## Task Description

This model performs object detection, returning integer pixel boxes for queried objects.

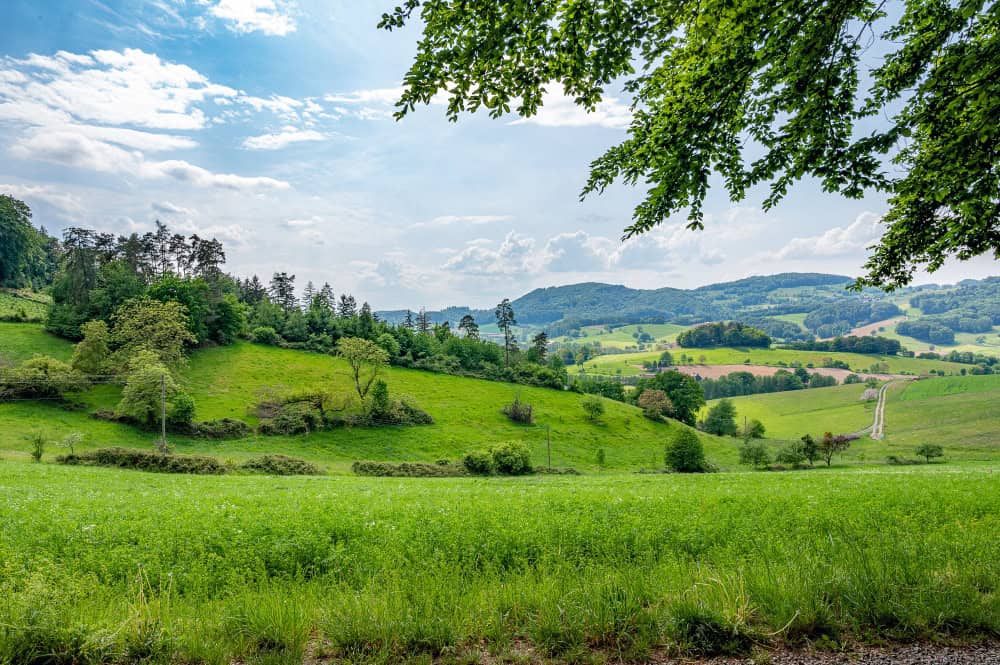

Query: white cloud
[152,200,195,216]
[775,212,883,260]
[206,0,297,36]
[442,232,537,275]
[541,231,615,272]
[324,88,404,105]
[242,126,326,150]
[0,182,84,215]
[410,214,511,230]
[10,131,289,191]
[510,91,633,129]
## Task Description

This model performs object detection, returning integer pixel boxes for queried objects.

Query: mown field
[573,346,967,377]
[550,323,688,349]
[0,290,49,322]
[0,324,724,471]
[1,462,998,664]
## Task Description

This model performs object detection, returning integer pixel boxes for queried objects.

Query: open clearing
[1,462,998,664]
[672,363,907,381]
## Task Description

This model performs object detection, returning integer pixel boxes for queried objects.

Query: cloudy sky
[1,0,995,309]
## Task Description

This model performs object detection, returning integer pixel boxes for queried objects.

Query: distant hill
[379,272,858,328]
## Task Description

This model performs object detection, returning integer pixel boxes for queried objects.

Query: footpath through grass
[1,462,998,664]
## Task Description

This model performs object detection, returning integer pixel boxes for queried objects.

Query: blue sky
[1,0,995,309]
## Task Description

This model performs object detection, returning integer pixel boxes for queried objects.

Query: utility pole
[160,373,167,453]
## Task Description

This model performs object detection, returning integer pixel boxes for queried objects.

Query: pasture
[1,462,998,664]
[550,323,688,349]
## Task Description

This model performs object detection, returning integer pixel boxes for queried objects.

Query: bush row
[56,448,320,476]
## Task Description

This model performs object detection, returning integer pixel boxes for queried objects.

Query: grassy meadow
[573,346,968,377]
[550,323,688,349]
[0,290,49,322]
[1,462,999,664]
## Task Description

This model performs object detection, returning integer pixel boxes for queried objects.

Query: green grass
[881,375,1000,458]
[551,323,688,349]
[0,322,73,363]
[574,346,968,377]
[701,384,878,440]
[770,313,808,326]
[880,321,1000,356]
[1,462,998,664]
[0,290,49,322]
[0,336,728,471]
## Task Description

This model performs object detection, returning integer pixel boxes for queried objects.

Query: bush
[743,419,766,439]
[502,396,533,423]
[665,429,709,473]
[352,461,467,477]
[251,326,281,345]
[0,356,87,401]
[258,401,322,435]
[28,432,46,462]
[240,455,321,475]
[490,441,533,475]
[703,399,738,436]
[739,440,771,468]
[915,443,944,463]
[462,450,495,475]
[774,441,807,467]
[191,418,252,439]
[637,388,672,420]
[581,395,606,421]
[58,447,226,474]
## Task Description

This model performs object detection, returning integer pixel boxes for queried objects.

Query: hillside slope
[0,325,728,471]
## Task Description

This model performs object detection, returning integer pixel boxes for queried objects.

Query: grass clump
[240,454,321,476]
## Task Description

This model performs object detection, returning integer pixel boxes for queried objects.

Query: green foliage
[738,440,771,468]
[111,297,197,367]
[774,440,808,467]
[367,379,390,417]
[800,434,820,467]
[27,432,46,462]
[239,455,321,476]
[251,326,280,345]
[0,355,87,401]
[59,447,226,474]
[581,395,605,421]
[116,351,195,430]
[703,399,738,436]
[353,460,467,477]
[818,432,853,467]
[665,429,708,473]
[337,337,390,399]
[595,447,606,468]
[190,418,252,439]
[71,320,111,374]
[489,441,533,475]
[383,2,999,290]
[677,322,771,349]
[502,395,533,424]
[637,389,672,420]
[915,443,944,463]
[744,419,766,439]
[634,371,705,425]
[461,450,494,475]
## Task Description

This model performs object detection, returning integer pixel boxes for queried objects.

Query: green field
[0,321,73,364]
[701,384,878,441]
[573,346,967,377]
[0,290,49,322]
[551,323,688,349]
[1,462,998,664]
[881,321,1000,356]
[0,325,726,471]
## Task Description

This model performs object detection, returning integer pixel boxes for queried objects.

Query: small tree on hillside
[111,297,196,368]
[528,331,548,363]
[743,419,766,439]
[638,389,672,420]
[581,395,605,421]
[116,351,194,431]
[495,298,517,367]
[915,443,944,463]
[458,314,479,339]
[739,440,771,468]
[818,432,852,467]
[337,337,390,400]
[703,398,738,436]
[71,320,111,374]
[800,434,820,467]
[665,429,707,473]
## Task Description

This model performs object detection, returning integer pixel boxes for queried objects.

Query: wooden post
[160,374,167,452]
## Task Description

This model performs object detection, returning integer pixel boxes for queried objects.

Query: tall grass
[1,463,998,662]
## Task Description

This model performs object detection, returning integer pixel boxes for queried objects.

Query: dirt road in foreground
[692,642,1000,664]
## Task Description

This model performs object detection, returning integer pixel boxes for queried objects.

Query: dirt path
[849,379,899,440]
[695,642,1000,664]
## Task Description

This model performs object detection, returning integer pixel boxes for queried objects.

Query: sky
[1,0,996,310]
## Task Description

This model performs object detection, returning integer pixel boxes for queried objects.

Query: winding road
[854,379,907,440]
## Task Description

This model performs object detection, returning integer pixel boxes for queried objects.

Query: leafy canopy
[382,0,999,289]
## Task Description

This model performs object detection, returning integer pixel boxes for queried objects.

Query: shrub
[915,443,944,463]
[28,432,46,462]
[352,461,467,477]
[774,441,807,467]
[258,401,322,435]
[490,441,533,475]
[703,399,738,436]
[251,326,280,345]
[367,379,391,417]
[743,419,766,439]
[581,395,605,421]
[462,451,494,475]
[0,356,87,401]
[59,447,226,474]
[637,388,672,419]
[739,440,771,468]
[665,429,709,473]
[116,351,194,430]
[240,455,321,476]
[596,447,606,467]
[502,396,533,424]
[192,418,252,439]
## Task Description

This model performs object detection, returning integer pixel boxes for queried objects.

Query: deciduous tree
[337,337,390,400]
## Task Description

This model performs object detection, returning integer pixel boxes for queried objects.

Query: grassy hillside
[0,322,73,363]
[882,375,1000,458]
[0,326,728,471]
[701,384,877,440]
[0,290,49,322]
[550,323,688,349]
[574,346,966,377]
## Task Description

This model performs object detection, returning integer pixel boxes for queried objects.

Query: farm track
[850,379,901,440]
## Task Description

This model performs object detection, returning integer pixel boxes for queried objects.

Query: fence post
[160,373,167,452]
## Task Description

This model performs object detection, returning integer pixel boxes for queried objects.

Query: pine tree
[530,331,548,362]
[495,298,516,367]
[458,314,479,339]
[318,282,335,309]
[302,281,316,309]
[416,308,431,334]
[403,309,415,329]
[269,272,297,312]
[338,294,358,318]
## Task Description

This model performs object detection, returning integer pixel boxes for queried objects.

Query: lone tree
[495,298,517,367]
[703,398,738,436]
[800,433,820,467]
[581,395,605,421]
[665,429,708,473]
[458,314,479,339]
[381,1,999,289]
[337,337,390,400]
[915,443,944,463]
[818,432,852,467]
